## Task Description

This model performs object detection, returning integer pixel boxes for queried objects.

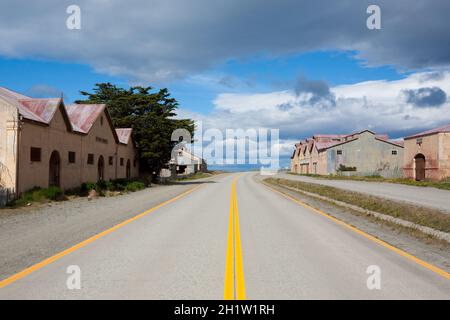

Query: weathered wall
[18,107,83,192]
[403,134,440,180]
[17,107,139,193]
[79,112,119,184]
[117,141,139,179]
[440,133,450,179]
[326,131,404,177]
[0,99,19,191]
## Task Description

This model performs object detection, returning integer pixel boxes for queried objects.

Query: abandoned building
[0,87,139,196]
[160,146,207,178]
[291,130,404,177]
[403,124,450,181]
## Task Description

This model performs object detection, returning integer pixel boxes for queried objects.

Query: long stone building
[403,124,450,181]
[291,130,404,177]
[0,87,139,196]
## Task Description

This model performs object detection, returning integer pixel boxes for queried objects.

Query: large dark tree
[76,83,195,179]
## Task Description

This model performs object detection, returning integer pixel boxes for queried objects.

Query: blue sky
[1,1,450,169]
[0,51,404,113]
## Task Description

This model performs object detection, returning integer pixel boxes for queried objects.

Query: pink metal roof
[18,98,61,124]
[65,104,106,133]
[0,87,46,123]
[315,141,343,151]
[0,87,132,144]
[116,128,133,144]
[405,124,450,139]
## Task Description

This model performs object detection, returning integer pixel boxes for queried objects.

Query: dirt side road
[276,172,450,212]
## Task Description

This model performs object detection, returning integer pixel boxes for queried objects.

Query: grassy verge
[9,179,147,208]
[13,187,65,207]
[175,171,223,181]
[265,177,450,233]
[287,172,450,190]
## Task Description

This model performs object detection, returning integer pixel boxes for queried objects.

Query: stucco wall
[326,131,403,177]
[117,141,139,179]
[403,133,440,181]
[0,99,19,191]
[440,133,450,179]
[17,106,139,193]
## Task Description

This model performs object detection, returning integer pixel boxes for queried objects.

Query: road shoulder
[255,174,450,273]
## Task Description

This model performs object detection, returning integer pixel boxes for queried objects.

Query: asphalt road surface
[276,172,450,212]
[0,172,449,299]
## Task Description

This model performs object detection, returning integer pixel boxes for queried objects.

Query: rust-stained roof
[0,87,133,145]
[116,128,133,145]
[315,141,343,151]
[65,103,106,133]
[18,98,61,124]
[405,124,450,139]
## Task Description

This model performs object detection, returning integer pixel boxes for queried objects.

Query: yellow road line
[263,182,450,281]
[224,175,246,300]
[224,181,235,299]
[233,181,246,299]
[0,184,204,289]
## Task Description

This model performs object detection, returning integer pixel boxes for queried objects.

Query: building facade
[403,124,450,181]
[0,87,139,196]
[160,146,207,178]
[291,130,404,177]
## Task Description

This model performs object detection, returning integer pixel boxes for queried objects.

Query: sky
[1,0,450,168]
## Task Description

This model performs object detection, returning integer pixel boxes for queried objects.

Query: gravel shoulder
[276,172,450,212]
[0,174,228,280]
[256,174,450,273]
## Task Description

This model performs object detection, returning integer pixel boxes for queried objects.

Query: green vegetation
[288,172,450,190]
[337,164,357,172]
[79,179,146,195]
[76,83,195,180]
[11,179,147,208]
[265,177,450,233]
[13,187,64,207]
[175,171,220,181]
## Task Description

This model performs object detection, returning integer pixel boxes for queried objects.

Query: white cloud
[1,1,450,82]
[180,71,450,144]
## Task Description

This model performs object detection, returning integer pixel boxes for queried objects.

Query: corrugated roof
[405,124,450,139]
[65,103,106,133]
[315,141,343,151]
[18,98,61,124]
[0,87,133,145]
[116,128,133,145]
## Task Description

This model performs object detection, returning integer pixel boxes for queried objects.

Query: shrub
[124,181,145,192]
[338,164,357,172]
[14,186,64,206]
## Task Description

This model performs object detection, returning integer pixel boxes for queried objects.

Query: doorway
[126,160,131,180]
[49,151,61,187]
[414,154,426,181]
[98,155,105,182]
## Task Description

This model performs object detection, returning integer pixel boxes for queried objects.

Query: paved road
[276,172,450,212]
[0,172,449,299]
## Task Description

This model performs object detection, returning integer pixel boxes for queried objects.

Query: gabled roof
[65,103,106,134]
[18,98,62,124]
[0,87,131,145]
[315,140,343,151]
[116,128,133,145]
[405,124,450,140]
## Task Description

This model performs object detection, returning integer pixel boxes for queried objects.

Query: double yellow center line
[224,176,246,300]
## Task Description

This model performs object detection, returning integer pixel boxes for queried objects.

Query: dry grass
[266,177,450,233]
[287,172,450,190]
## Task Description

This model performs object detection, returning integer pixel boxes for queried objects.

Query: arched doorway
[414,154,426,181]
[126,159,131,180]
[98,156,105,182]
[49,151,61,187]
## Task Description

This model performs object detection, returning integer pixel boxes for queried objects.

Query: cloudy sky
[1,0,450,164]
